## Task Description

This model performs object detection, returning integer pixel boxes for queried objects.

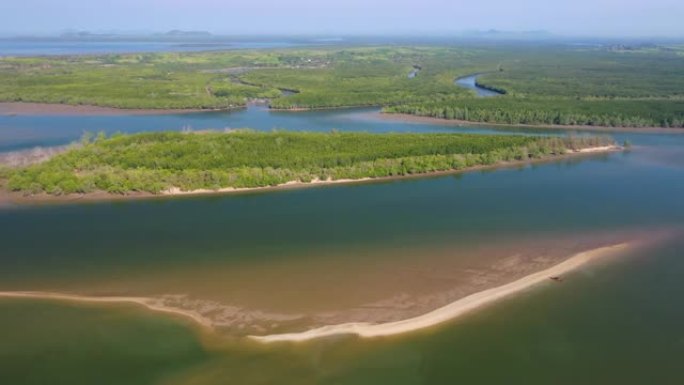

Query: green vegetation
[1,44,682,126]
[3,131,613,196]
[385,98,684,128]
[0,51,310,109]
[384,45,684,128]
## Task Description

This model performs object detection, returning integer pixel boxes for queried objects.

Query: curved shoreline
[249,243,629,343]
[0,243,630,342]
[378,111,684,134]
[2,102,680,134]
[1,145,622,205]
[455,73,505,97]
[0,291,213,328]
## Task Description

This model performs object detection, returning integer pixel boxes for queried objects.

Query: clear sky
[1,0,682,37]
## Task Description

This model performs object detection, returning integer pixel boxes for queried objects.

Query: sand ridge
[249,243,629,343]
[0,243,629,341]
[0,291,213,328]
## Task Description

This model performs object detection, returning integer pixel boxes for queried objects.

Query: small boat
[550,276,564,282]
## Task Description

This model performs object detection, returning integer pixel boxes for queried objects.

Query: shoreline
[249,243,630,343]
[0,145,622,205]
[0,243,631,341]
[0,102,242,116]
[2,101,681,134]
[0,291,213,328]
[377,111,684,134]
[267,104,382,112]
[161,177,373,197]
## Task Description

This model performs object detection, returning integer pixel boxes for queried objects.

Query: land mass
[0,131,619,203]
[0,45,682,128]
[0,102,228,116]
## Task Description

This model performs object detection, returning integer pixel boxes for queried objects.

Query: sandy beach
[250,243,629,343]
[0,243,630,341]
[161,177,373,197]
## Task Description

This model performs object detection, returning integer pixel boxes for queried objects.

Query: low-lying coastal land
[1,45,682,129]
[0,131,618,202]
[0,102,224,116]
[376,111,684,134]
[2,37,684,385]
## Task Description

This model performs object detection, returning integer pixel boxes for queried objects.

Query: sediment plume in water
[0,243,631,343]
[249,244,629,343]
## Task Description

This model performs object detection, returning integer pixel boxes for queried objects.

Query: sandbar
[249,243,629,343]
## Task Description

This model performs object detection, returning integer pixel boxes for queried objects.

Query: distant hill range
[459,29,556,40]
[55,30,214,40]
[163,30,212,38]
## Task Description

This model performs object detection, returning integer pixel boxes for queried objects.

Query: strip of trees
[4,131,614,196]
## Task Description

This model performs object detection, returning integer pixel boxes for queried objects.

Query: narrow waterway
[455,74,504,97]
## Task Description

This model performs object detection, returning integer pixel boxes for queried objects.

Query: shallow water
[1,104,683,383]
[1,238,682,385]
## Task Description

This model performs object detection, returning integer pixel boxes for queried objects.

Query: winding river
[1,104,683,384]
[455,73,505,97]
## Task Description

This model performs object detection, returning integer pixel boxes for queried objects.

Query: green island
[2,132,614,196]
[1,44,683,128]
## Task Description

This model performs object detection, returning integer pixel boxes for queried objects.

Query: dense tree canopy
[1,45,681,127]
[4,131,614,196]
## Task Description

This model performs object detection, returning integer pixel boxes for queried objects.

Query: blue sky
[1,0,682,37]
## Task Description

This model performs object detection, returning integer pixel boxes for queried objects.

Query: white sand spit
[0,292,212,328]
[249,243,629,343]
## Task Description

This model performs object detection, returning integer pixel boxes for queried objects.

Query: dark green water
[0,299,208,385]
[1,107,683,384]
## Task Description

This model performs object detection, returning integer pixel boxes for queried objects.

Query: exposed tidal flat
[1,233,683,384]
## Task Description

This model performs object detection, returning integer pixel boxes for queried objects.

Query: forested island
[1,45,682,129]
[0,131,616,199]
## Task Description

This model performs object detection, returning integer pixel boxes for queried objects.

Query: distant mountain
[460,29,556,40]
[59,30,108,39]
[164,30,212,37]
[49,29,215,41]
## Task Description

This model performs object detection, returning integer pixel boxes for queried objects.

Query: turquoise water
[1,106,683,384]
